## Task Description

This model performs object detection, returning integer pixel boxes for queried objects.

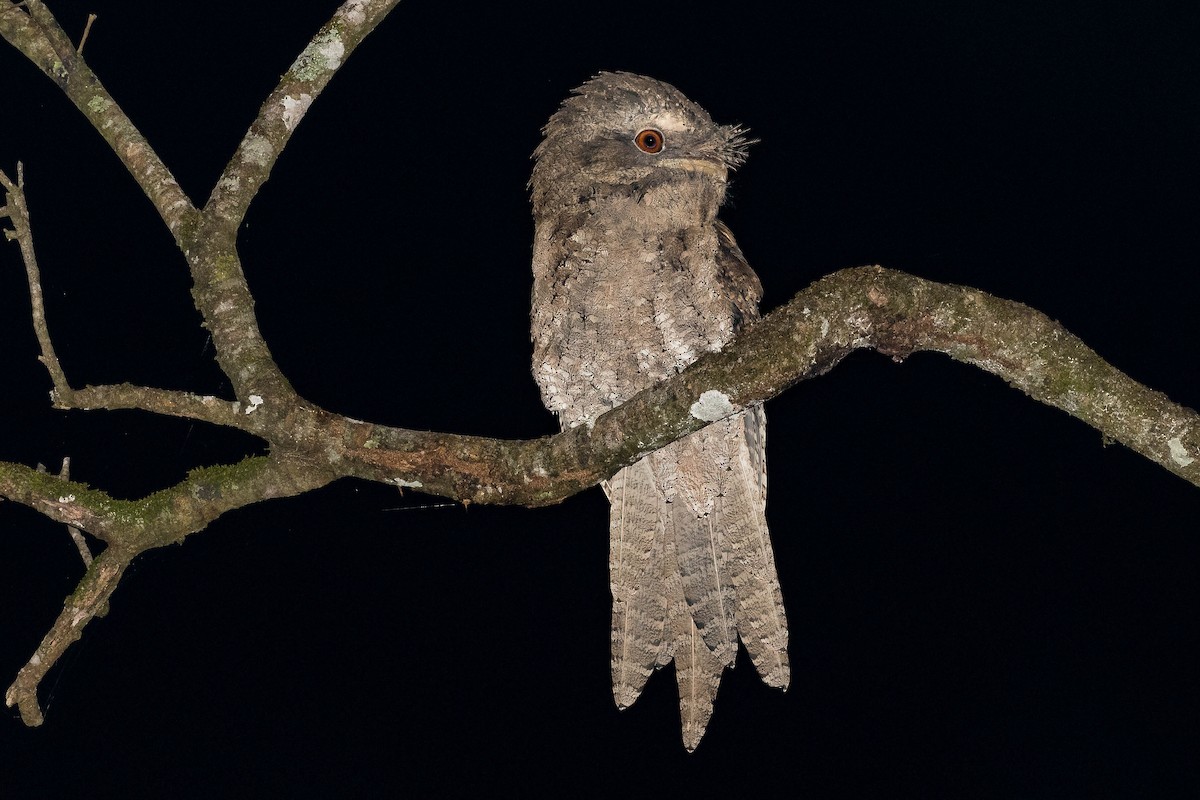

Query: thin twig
[57,457,92,566]
[68,384,258,432]
[75,12,94,54]
[0,165,70,400]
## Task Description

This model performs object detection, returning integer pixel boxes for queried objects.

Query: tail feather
[722,409,790,689]
[608,460,669,708]
[674,615,724,752]
[662,511,723,751]
[655,428,738,667]
[668,497,737,668]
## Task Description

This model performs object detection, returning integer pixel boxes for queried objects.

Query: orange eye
[634,129,664,154]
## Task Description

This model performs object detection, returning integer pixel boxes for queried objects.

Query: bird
[529,72,789,750]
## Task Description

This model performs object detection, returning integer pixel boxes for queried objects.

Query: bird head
[530,72,752,214]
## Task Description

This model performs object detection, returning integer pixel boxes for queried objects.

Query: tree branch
[0,165,263,433]
[187,0,401,404]
[326,265,1200,502]
[0,1,400,407]
[204,0,402,228]
[5,546,129,726]
[4,257,1197,722]
[66,383,260,431]
[54,457,94,567]
[1,452,338,725]
[2,0,1196,730]
[0,1,198,241]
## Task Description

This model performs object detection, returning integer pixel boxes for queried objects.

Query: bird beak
[659,157,727,180]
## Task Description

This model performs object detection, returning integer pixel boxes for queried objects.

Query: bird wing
[714,219,763,328]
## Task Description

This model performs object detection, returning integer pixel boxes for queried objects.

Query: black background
[2,0,1199,795]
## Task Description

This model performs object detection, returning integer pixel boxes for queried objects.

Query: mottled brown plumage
[529,72,788,750]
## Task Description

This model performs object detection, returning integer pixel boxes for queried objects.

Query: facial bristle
[720,125,756,169]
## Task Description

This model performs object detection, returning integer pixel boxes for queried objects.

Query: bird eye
[634,129,664,154]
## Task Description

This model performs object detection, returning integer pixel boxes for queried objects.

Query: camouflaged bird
[529,72,789,750]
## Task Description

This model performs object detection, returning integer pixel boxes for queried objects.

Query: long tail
[607,407,789,749]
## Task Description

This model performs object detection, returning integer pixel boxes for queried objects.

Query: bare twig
[57,458,93,566]
[75,11,94,53]
[1,0,401,408]
[67,384,260,432]
[1,165,264,432]
[0,165,70,400]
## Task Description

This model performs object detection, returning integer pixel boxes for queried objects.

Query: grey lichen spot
[244,394,264,415]
[341,0,369,26]
[1168,436,1194,466]
[281,94,314,132]
[846,310,873,337]
[690,390,735,422]
[242,133,274,167]
[315,33,346,70]
[87,96,112,114]
[291,30,345,81]
[394,478,424,489]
